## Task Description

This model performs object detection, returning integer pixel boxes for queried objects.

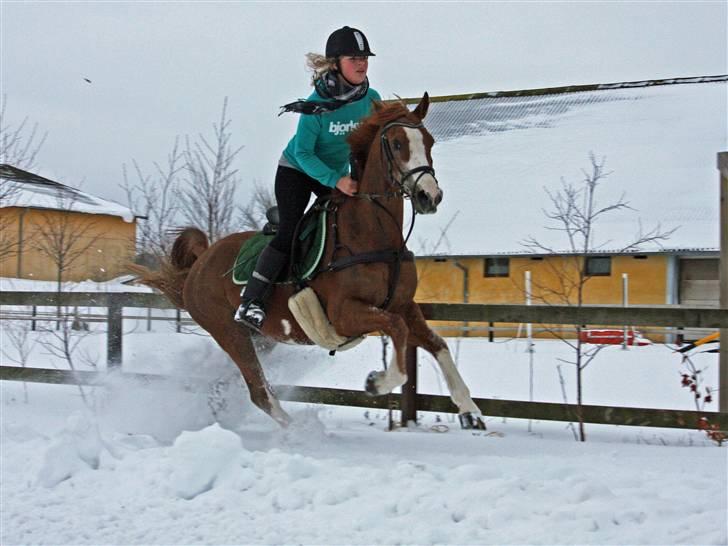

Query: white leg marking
[281,319,292,336]
[379,349,407,393]
[435,348,481,415]
[266,387,291,426]
[369,345,407,394]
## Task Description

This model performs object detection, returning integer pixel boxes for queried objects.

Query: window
[484,257,509,277]
[585,256,611,276]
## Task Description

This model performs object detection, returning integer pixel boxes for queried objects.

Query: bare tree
[0,97,46,267]
[0,173,22,264]
[121,139,184,265]
[521,153,676,441]
[0,169,21,205]
[0,95,47,170]
[32,189,102,322]
[177,97,243,243]
[1,322,37,403]
[39,316,97,406]
[237,180,276,231]
[412,211,460,301]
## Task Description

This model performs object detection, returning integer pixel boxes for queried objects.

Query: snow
[0,276,153,293]
[3,182,135,223]
[2,278,726,545]
[414,81,727,255]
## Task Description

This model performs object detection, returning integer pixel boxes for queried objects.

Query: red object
[579,329,651,346]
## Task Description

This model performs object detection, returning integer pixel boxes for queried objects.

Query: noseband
[379,120,438,198]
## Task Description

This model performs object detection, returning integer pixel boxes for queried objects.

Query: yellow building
[403,77,724,339]
[414,251,719,339]
[0,165,137,282]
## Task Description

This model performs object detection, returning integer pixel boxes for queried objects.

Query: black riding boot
[233,245,288,331]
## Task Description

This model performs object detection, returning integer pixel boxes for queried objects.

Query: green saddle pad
[232,203,328,285]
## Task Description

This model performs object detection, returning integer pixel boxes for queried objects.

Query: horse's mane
[348,100,414,167]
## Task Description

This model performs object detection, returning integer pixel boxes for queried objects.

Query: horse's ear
[413,92,430,121]
[372,100,385,112]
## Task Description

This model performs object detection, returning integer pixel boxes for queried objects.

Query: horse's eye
[393,140,402,151]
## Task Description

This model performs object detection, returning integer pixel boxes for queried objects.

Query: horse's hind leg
[331,300,409,396]
[402,302,486,430]
[202,317,291,427]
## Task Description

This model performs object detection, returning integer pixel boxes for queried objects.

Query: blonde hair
[305,52,338,85]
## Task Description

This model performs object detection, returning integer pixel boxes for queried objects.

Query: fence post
[718,152,728,413]
[525,271,534,433]
[400,346,418,426]
[622,273,629,350]
[176,309,182,333]
[107,294,123,370]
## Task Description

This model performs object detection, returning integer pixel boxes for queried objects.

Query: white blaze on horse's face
[401,127,442,214]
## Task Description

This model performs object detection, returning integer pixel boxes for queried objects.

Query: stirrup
[234,302,266,331]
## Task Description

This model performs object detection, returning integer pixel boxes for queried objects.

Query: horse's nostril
[416,190,430,209]
[435,190,443,205]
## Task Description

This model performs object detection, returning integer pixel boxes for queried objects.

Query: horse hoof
[365,370,384,397]
[459,413,487,430]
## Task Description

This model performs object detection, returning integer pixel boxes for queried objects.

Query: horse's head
[349,93,443,214]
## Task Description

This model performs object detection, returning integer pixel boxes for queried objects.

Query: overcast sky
[2,1,726,207]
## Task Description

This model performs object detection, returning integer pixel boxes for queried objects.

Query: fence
[2,290,727,431]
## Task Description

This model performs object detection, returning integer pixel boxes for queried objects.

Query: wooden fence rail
[2,290,727,430]
[2,364,725,430]
[3,291,727,327]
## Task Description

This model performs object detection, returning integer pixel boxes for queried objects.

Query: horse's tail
[169,227,209,270]
[128,227,209,310]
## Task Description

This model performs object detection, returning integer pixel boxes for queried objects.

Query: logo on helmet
[353,31,365,52]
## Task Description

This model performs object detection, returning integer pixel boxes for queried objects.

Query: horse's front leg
[331,299,409,395]
[402,302,486,430]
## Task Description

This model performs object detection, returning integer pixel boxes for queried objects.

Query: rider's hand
[336,176,358,196]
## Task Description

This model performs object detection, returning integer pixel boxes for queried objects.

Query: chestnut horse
[138,94,485,430]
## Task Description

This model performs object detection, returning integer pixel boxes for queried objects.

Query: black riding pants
[269,165,332,256]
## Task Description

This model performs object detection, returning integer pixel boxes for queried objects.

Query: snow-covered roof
[410,76,727,256]
[0,164,134,222]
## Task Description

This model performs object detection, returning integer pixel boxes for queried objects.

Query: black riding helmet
[325,26,376,58]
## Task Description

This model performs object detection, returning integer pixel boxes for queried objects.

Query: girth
[326,248,415,310]
[327,249,414,272]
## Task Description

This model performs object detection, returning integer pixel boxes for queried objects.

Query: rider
[234,26,381,330]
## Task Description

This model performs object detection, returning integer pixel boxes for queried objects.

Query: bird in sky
[83,78,92,84]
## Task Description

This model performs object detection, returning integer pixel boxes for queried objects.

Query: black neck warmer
[279,71,369,116]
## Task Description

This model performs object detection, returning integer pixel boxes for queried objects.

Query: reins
[319,117,435,310]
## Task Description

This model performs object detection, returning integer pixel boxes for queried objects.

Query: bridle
[351,118,440,245]
[379,119,438,199]
[321,116,440,313]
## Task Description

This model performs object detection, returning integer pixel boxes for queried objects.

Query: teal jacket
[282,87,382,188]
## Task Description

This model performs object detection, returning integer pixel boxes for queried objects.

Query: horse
[135,93,486,430]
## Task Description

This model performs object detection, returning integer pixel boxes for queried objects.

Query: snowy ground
[1,278,727,545]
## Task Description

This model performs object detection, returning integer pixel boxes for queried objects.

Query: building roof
[0,164,134,222]
[407,76,727,256]
[419,248,720,260]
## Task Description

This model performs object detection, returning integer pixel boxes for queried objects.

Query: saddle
[231,199,330,286]
[232,199,363,352]
[233,157,363,287]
